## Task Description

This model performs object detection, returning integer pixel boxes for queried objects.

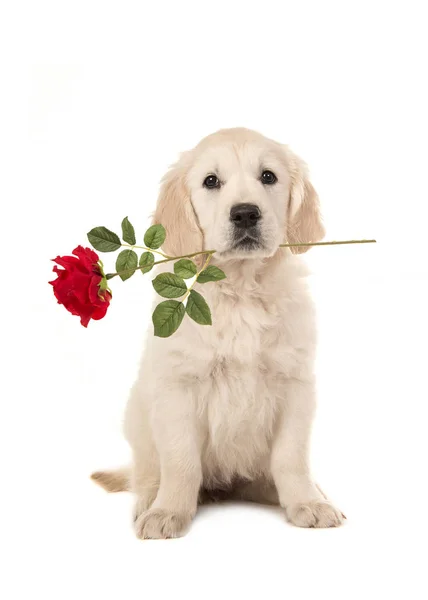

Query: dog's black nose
[230,204,261,229]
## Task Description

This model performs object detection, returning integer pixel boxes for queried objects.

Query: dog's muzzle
[230,203,262,250]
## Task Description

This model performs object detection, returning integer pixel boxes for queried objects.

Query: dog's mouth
[232,235,263,251]
[231,230,264,252]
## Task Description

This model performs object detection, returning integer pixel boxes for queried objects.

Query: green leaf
[121,216,136,245]
[152,273,187,298]
[115,249,138,281]
[186,290,212,325]
[174,259,197,279]
[139,251,155,274]
[87,226,121,252]
[152,300,185,338]
[197,265,227,283]
[144,224,166,249]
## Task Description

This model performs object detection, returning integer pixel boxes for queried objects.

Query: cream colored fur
[92,128,344,538]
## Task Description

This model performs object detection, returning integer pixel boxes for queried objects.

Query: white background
[1,1,428,599]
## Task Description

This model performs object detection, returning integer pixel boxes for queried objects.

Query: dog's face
[187,137,290,258]
[154,128,325,260]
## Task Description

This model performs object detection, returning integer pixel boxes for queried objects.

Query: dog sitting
[92,127,344,538]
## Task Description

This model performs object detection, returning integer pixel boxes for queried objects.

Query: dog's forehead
[191,140,284,176]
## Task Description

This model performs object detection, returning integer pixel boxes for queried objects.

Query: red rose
[49,246,111,327]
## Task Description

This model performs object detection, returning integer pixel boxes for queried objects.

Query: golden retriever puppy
[92,127,344,538]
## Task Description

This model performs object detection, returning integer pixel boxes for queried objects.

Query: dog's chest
[207,283,282,358]
[196,290,288,481]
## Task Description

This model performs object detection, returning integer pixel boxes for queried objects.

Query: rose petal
[72,246,100,270]
[91,296,111,321]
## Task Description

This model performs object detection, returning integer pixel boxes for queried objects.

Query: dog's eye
[260,170,277,185]
[203,174,220,189]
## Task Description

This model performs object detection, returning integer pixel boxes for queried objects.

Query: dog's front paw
[285,500,345,528]
[132,490,158,523]
[134,508,192,539]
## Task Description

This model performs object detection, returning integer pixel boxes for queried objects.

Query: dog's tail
[90,467,130,493]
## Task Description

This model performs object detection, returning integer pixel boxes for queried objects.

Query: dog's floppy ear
[153,156,204,257]
[284,149,325,254]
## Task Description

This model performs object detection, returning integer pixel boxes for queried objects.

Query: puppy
[92,127,344,538]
